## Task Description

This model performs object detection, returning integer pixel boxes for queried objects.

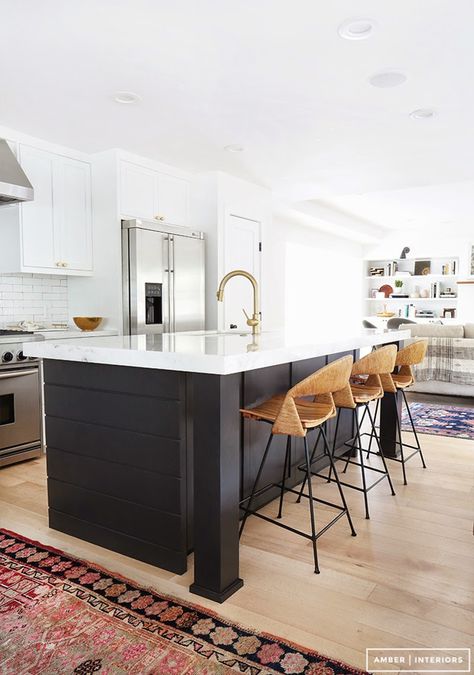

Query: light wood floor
[0,427,473,672]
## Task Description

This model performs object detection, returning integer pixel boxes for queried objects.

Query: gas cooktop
[0,329,34,336]
[0,332,45,350]
[0,331,45,364]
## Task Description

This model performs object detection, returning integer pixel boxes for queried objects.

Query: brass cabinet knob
[154,215,165,221]
[62,262,68,268]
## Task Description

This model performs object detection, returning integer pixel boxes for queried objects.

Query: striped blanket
[413,337,474,385]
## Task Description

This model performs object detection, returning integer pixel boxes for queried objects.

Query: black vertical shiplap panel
[43,359,189,574]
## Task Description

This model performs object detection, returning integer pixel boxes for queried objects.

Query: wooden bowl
[73,316,103,331]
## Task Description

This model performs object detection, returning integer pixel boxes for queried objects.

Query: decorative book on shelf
[414,260,431,276]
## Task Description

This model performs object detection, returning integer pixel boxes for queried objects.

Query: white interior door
[222,214,261,332]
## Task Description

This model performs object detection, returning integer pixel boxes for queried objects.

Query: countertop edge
[24,330,410,375]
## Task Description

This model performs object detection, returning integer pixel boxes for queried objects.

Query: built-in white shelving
[365,297,457,302]
[364,274,457,281]
[364,256,460,322]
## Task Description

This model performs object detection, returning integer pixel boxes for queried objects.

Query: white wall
[262,217,364,331]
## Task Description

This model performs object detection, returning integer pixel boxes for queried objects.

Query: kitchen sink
[184,330,252,337]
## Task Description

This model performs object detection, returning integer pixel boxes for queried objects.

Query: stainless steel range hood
[0,139,34,205]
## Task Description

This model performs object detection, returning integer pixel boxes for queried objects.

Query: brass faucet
[216,270,261,335]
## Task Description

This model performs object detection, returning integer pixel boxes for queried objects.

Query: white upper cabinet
[120,161,157,220]
[120,160,189,227]
[53,157,92,272]
[19,146,58,269]
[156,173,189,227]
[0,144,93,275]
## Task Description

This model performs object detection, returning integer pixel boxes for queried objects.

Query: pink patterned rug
[0,529,367,674]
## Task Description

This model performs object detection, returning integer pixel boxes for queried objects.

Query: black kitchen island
[26,329,408,602]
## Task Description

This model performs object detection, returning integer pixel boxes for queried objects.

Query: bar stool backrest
[272,355,354,437]
[395,339,428,384]
[351,344,398,395]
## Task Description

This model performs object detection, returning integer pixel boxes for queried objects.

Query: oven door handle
[0,369,38,379]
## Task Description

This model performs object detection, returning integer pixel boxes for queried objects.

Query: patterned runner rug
[0,529,367,675]
[402,402,474,440]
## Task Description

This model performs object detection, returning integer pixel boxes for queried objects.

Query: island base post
[190,372,244,602]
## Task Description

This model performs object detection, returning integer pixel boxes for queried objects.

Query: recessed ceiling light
[224,144,244,152]
[369,71,407,88]
[113,91,141,104]
[338,17,377,40]
[410,108,436,120]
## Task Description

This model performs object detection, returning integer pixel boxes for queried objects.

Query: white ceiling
[2,0,473,235]
[320,180,474,236]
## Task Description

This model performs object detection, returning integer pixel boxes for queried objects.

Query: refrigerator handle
[163,235,171,333]
[169,236,175,332]
[128,228,138,335]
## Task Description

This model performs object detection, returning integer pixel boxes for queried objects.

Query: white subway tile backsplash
[22,292,43,300]
[0,273,68,327]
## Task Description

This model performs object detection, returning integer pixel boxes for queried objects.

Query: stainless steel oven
[0,332,44,468]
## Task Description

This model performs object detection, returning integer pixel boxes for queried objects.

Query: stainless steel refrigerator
[122,219,205,335]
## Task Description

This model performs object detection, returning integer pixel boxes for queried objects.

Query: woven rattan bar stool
[239,355,357,574]
[366,340,428,485]
[299,345,397,520]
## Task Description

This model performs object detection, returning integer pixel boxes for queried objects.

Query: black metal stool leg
[321,427,357,537]
[327,409,341,483]
[287,435,292,478]
[343,407,363,473]
[401,389,427,468]
[303,435,319,574]
[365,402,396,496]
[367,398,379,459]
[240,432,274,537]
[277,435,291,519]
[354,412,370,519]
[394,395,408,486]
[296,427,322,503]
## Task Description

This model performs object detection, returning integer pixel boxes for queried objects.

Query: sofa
[401,323,474,397]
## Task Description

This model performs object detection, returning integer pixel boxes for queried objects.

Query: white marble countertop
[24,328,410,375]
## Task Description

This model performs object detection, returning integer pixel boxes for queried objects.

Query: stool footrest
[239,503,347,543]
[299,456,388,476]
[366,439,422,464]
[240,480,346,513]
[306,470,389,494]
